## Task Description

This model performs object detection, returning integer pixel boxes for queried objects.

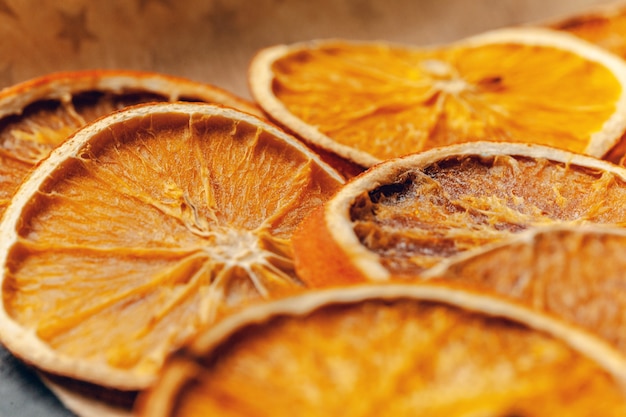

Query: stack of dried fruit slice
[293,142,626,286]
[5,8,626,416]
[135,283,626,416]
[0,102,344,396]
[250,27,626,168]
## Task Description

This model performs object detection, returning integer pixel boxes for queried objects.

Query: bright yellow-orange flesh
[144,298,626,416]
[271,42,621,161]
[0,91,174,213]
[2,110,343,377]
[430,228,626,355]
[350,154,626,274]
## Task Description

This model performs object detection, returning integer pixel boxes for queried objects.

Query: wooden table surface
[0,0,619,100]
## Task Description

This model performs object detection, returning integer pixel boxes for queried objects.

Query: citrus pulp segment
[249,28,626,167]
[0,69,260,215]
[423,225,626,356]
[293,142,626,286]
[136,284,626,416]
[0,102,344,389]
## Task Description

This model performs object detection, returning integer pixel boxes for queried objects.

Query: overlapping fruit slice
[293,142,626,286]
[249,27,626,167]
[549,3,626,165]
[552,2,626,59]
[423,225,626,356]
[0,69,261,216]
[0,102,344,390]
[136,283,626,416]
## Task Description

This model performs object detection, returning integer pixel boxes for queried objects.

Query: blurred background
[0,0,619,100]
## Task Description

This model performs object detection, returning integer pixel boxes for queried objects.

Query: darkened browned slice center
[350,154,626,274]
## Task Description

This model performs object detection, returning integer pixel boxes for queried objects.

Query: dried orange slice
[293,141,626,287]
[0,69,261,217]
[136,283,626,416]
[423,225,626,357]
[0,102,344,390]
[249,27,626,167]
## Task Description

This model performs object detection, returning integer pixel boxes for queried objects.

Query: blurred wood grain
[0,0,620,99]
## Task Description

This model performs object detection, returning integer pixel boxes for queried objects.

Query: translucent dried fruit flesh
[351,154,626,274]
[428,228,626,356]
[144,298,626,416]
[270,41,622,161]
[0,105,343,386]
